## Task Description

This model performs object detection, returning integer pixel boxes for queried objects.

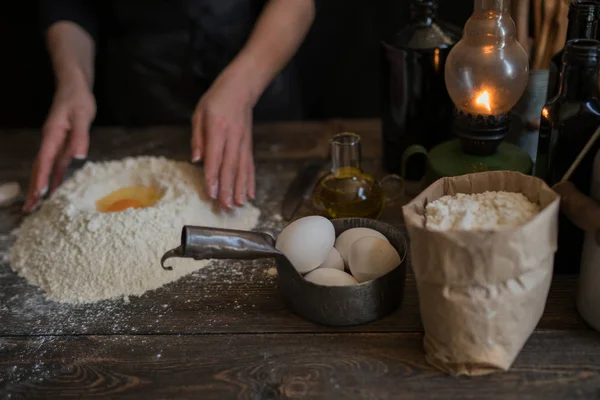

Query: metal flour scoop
[161,218,408,326]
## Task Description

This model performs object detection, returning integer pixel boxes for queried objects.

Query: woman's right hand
[23,77,96,213]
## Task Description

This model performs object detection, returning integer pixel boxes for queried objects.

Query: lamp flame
[475,90,492,113]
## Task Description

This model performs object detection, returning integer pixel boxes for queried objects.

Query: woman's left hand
[191,67,256,209]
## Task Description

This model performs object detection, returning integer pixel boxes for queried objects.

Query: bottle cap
[569,0,600,21]
[563,38,600,64]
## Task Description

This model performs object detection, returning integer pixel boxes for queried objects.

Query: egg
[348,236,400,283]
[315,247,345,271]
[304,268,359,286]
[334,227,388,266]
[275,216,335,274]
[96,186,161,213]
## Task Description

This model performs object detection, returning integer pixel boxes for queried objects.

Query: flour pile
[9,156,260,304]
[425,191,540,231]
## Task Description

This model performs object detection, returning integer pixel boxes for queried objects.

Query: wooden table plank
[0,127,414,338]
[0,258,586,335]
[2,331,600,399]
[1,121,597,398]
[0,121,589,336]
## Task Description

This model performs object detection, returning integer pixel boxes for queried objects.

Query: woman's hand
[191,67,256,209]
[190,0,315,209]
[24,21,96,213]
[23,76,96,212]
[553,181,600,233]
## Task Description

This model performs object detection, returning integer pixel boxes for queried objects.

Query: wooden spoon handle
[534,0,543,43]
[516,0,531,55]
[541,21,558,67]
[534,0,558,69]
[552,0,570,55]
[534,23,550,68]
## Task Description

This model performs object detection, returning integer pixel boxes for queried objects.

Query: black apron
[97,0,303,125]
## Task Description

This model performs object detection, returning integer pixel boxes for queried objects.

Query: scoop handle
[161,225,279,270]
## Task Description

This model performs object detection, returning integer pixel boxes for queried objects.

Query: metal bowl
[161,218,408,326]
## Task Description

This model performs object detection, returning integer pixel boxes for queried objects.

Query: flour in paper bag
[425,191,540,230]
[402,171,560,376]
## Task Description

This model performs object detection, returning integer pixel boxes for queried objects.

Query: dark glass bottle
[536,39,600,274]
[546,1,599,102]
[380,0,461,181]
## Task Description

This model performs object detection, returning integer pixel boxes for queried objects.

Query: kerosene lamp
[424,0,533,180]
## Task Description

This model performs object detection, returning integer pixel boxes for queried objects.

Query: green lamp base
[426,139,533,183]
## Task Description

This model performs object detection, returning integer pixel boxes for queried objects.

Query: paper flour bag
[402,171,560,376]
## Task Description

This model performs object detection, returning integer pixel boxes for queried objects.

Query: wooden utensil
[533,0,543,46]
[551,124,600,240]
[516,0,532,55]
[560,125,600,182]
[541,20,558,68]
[534,0,559,69]
[513,0,531,55]
[551,0,570,58]
[281,160,325,221]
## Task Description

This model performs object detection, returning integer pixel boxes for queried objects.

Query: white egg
[348,236,401,283]
[315,247,345,271]
[334,227,388,266]
[275,216,335,274]
[304,268,359,286]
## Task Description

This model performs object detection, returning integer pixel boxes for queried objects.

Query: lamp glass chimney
[444,0,529,115]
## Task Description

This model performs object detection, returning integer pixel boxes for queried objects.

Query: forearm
[227,0,315,105]
[46,22,95,89]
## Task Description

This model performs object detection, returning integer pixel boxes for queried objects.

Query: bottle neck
[566,15,599,40]
[331,133,362,174]
[558,63,600,101]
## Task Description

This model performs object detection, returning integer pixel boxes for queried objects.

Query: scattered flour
[425,191,540,231]
[9,156,260,304]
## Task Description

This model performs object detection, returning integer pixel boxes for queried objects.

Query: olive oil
[312,133,386,219]
[313,167,385,219]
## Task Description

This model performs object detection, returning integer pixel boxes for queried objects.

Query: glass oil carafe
[312,133,386,219]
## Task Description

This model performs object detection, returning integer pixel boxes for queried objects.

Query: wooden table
[1,120,598,399]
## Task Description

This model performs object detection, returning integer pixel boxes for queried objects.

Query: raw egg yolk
[104,198,145,212]
[96,186,161,213]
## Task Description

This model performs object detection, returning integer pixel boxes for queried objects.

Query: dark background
[0,1,471,128]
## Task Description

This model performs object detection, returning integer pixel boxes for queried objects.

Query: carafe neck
[331,133,362,174]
